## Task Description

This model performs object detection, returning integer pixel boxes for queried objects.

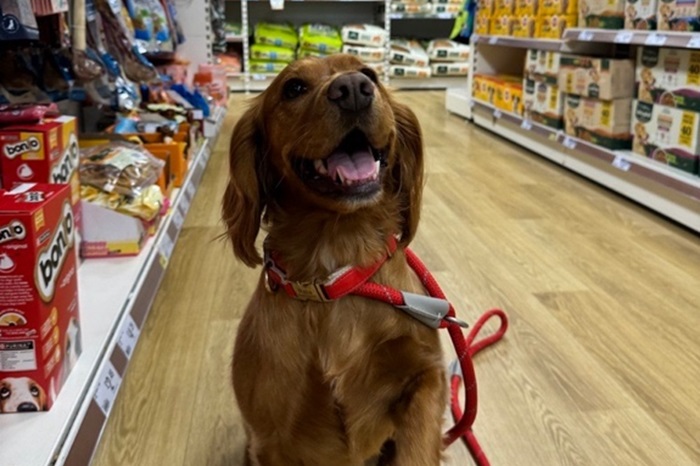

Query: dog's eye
[0,387,9,399]
[30,386,39,397]
[283,79,307,100]
[360,67,379,84]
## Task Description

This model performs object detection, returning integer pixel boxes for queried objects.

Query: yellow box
[512,16,537,36]
[539,0,577,15]
[494,0,516,15]
[536,14,577,38]
[475,12,491,34]
[515,0,538,15]
[495,81,524,115]
[473,75,498,103]
[479,0,495,15]
[491,15,514,35]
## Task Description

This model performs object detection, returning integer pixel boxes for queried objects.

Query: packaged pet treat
[475,11,491,34]
[390,1,433,13]
[657,0,700,30]
[524,49,561,83]
[624,0,658,29]
[0,183,81,413]
[389,64,432,78]
[432,2,463,13]
[632,100,700,173]
[390,39,429,67]
[636,46,700,112]
[254,22,298,50]
[540,0,577,14]
[0,0,39,40]
[473,74,499,103]
[297,48,330,59]
[431,61,470,76]
[426,39,470,62]
[491,15,515,35]
[480,0,496,15]
[523,76,565,128]
[535,14,577,38]
[579,0,625,28]
[248,60,289,74]
[341,24,388,47]
[564,95,633,149]
[515,0,538,14]
[494,0,516,14]
[250,44,296,63]
[342,45,386,63]
[494,79,524,115]
[298,24,343,54]
[559,55,635,99]
[512,15,536,36]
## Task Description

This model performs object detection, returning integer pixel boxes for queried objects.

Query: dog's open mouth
[294,129,387,198]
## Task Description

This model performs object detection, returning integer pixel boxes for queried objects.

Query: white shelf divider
[0,106,227,466]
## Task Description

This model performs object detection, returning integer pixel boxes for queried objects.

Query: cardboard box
[0,183,81,413]
[657,0,700,30]
[525,49,561,82]
[636,46,700,112]
[491,15,515,35]
[631,100,700,174]
[540,0,577,15]
[512,16,537,36]
[473,74,499,103]
[494,0,516,14]
[523,77,565,128]
[536,14,577,38]
[495,79,525,114]
[515,0,538,15]
[559,55,636,99]
[579,0,626,28]
[625,0,658,29]
[564,95,633,149]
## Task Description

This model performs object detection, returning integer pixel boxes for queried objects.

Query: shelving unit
[0,107,227,466]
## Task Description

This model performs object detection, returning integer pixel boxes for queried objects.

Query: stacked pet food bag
[342,24,389,77]
[250,23,300,75]
[390,0,465,15]
[389,39,469,79]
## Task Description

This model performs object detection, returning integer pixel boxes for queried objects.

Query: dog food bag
[636,47,700,112]
[431,61,470,76]
[341,24,388,47]
[298,24,343,54]
[523,76,565,128]
[559,55,635,100]
[579,0,625,28]
[657,0,700,30]
[342,45,386,63]
[389,64,432,78]
[564,95,633,149]
[254,22,298,50]
[390,39,429,66]
[631,100,700,173]
[0,183,81,413]
[297,48,330,59]
[625,0,658,29]
[427,39,470,62]
[390,1,433,13]
[512,16,537,37]
[515,0,538,15]
[249,60,289,74]
[250,44,296,63]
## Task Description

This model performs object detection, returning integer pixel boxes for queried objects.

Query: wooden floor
[92,92,700,466]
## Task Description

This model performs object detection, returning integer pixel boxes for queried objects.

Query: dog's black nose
[17,402,38,412]
[327,72,375,112]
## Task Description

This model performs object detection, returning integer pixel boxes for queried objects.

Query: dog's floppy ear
[222,100,268,267]
[391,100,424,246]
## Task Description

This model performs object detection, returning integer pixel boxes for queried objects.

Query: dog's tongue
[326,149,376,181]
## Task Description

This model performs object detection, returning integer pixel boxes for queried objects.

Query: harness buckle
[291,281,329,302]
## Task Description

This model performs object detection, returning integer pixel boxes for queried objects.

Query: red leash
[264,242,509,465]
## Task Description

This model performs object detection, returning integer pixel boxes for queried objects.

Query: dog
[0,376,48,413]
[222,54,447,465]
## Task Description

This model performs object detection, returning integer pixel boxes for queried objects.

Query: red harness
[264,238,508,466]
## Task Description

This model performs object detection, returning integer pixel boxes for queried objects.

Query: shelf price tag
[94,361,123,416]
[562,136,577,149]
[117,314,140,360]
[520,119,533,131]
[612,154,632,171]
[614,31,634,44]
[578,30,594,41]
[645,33,667,46]
[185,182,196,204]
[172,207,185,230]
[493,109,502,119]
[688,35,700,48]
[488,36,498,45]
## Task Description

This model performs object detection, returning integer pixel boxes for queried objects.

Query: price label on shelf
[688,35,700,48]
[612,154,632,171]
[614,31,634,44]
[172,208,185,230]
[185,182,196,203]
[488,36,498,45]
[493,109,502,119]
[645,33,667,46]
[159,234,175,262]
[94,362,122,416]
[117,314,140,360]
[179,193,191,216]
[520,119,533,131]
[578,30,594,41]
[562,136,577,149]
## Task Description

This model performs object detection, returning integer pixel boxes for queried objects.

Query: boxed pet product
[491,15,515,35]
[432,2,463,13]
[389,64,432,78]
[0,183,81,413]
[431,61,470,76]
[342,45,386,63]
[495,80,524,115]
[515,0,538,15]
[559,55,635,100]
[657,0,700,30]
[523,76,565,128]
[427,39,470,62]
[249,60,288,74]
[298,24,343,54]
[631,100,700,174]
[250,44,295,63]
[540,0,577,14]
[475,12,491,34]
[624,0,658,29]
[564,95,633,149]
[390,40,429,67]
[579,0,625,28]
[390,1,433,13]
[636,46,700,112]
[254,22,298,50]
[494,0,516,14]
[341,24,388,47]
[535,14,577,38]
[480,0,496,14]
[524,49,561,83]
[512,16,537,36]
[473,74,499,103]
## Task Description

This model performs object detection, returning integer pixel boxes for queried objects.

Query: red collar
[263,236,398,302]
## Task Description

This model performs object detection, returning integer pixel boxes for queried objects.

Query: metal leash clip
[444,315,469,328]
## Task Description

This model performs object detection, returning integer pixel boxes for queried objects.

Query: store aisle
[91,91,700,466]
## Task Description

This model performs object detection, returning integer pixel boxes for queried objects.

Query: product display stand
[226,0,469,92]
[0,107,226,466]
[445,31,700,233]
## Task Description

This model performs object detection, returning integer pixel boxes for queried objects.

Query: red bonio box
[0,183,81,413]
[0,116,81,225]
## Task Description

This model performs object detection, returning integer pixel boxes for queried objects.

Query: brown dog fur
[223,55,446,466]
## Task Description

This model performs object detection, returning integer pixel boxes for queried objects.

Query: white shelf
[388,12,458,19]
[226,34,244,43]
[390,76,468,89]
[473,34,565,51]
[0,106,227,466]
[564,28,700,48]
[470,100,700,231]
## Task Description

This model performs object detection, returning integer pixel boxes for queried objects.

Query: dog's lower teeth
[314,159,328,175]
